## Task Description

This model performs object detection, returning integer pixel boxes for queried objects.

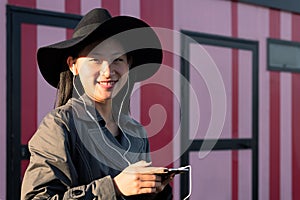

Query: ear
[127,54,133,68]
[67,56,78,75]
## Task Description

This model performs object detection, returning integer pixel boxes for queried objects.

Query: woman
[21,8,173,199]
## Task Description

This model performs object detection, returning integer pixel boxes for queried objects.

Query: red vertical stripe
[231,2,238,200]
[140,0,173,29]
[8,1,37,144]
[291,72,300,200]
[269,9,281,200]
[65,0,81,39]
[20,24,37,145]
[9,0,38,178]
[292,13,300,200]
[21,24,37,178]
[102,0,120,16]
[140,0,173,168]
[8,0,36,8]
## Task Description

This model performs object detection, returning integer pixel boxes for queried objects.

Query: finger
[168,173,175,181]
[137,187,157,194]
[140,180,162,188]
[139,174,161,181]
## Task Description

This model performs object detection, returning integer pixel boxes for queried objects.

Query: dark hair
[55,70,74,107]
[55,65,85,108]
[55,45,86,108]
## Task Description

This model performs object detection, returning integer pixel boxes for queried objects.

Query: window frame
[239,0,300,14]
[267,38,300,73]
[180,30,259,200]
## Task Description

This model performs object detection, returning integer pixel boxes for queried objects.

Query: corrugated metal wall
[1,0,300,199]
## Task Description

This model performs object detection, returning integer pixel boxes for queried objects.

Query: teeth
[100,81,115,86]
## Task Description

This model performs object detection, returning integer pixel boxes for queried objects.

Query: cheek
[121,65,129,75]
[78,70,98,90]
[119,67,129,81]
[79,67,98,79]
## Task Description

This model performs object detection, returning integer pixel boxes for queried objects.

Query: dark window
[239,0,300,14]
[268,38,300,73]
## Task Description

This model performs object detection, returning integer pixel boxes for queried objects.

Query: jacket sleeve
[20,110,117,200]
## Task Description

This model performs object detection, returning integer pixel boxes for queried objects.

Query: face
[72,39,130,103]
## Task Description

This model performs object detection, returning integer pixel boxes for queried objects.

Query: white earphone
[72,75,132,166]
[72,63,76,75]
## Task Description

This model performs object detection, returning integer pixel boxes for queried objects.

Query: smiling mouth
[99,80,118,87]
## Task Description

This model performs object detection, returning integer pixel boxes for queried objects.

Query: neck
[95,99,114,122]
[95,99,121,137]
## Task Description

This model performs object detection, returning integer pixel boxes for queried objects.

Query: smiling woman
[68,38,130,104]
[20,8,173,200]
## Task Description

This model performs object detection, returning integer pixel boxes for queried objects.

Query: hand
[113,160,165,196]
[157,173,175,193]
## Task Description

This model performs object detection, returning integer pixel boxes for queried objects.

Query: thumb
[131,160,152,167]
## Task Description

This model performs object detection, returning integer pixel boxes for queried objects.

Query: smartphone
[167,166,189,174]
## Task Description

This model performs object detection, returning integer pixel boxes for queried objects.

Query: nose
[100,61,115,77]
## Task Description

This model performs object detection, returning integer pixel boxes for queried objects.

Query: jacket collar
[68,94,146,168]
[68,94,135,130]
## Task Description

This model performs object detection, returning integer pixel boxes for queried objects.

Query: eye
[89,58,102,64]
[113,57,124,63]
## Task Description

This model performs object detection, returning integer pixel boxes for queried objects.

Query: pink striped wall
[238,50,252,139]
[269,9,281,200]
[238,4,270,200]
[291,14,300,200]
[37,0,64,12]
[238,50,252,200]
[2,0,300,199]
[36,0,66,124]
[2,0,175,198]
[120,0,140,17]
[169,1,299,199]
[37,27,64,123]
[0,0,7,198]
[120,0,141,122]
[140,0,174,169]
[174,0,233,199]
[280,12,292,200]
[174,0,231,36]
[190,151,232,200]
[81,0,101,14]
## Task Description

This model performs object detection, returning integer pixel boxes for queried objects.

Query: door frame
[6,5,81,199]
[179,30,259,200]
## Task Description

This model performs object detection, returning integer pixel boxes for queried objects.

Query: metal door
[180,31,259,200]
[6,6,80,199]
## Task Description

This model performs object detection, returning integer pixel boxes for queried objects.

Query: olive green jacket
[21,95,172,199]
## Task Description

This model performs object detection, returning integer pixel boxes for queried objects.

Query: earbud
[72,63,77,76]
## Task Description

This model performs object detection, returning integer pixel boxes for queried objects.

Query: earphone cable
[117,75,132,159]
[72,75,131,166]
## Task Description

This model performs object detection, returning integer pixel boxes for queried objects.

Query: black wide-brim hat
[37,8,162,88]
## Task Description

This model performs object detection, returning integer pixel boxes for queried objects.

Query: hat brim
[37,16,162,88]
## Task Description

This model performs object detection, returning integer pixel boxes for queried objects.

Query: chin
[95,95,112,102]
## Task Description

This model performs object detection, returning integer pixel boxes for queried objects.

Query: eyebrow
[89,52,125,57]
